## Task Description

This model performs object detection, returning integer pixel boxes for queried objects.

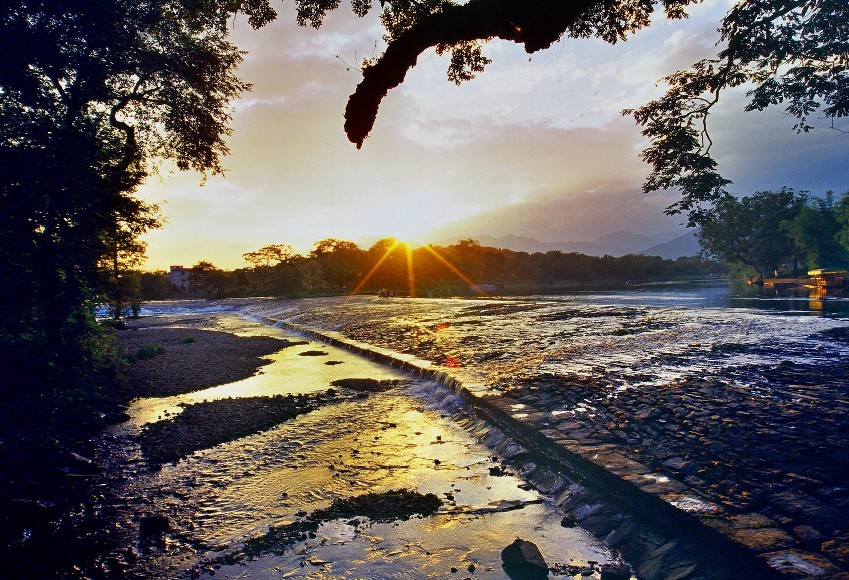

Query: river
[99,281,849,577]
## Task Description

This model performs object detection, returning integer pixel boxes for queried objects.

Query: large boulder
[600,562,632,580]
[501,538,548,578]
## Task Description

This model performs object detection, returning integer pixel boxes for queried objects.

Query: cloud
[137,1,849,270]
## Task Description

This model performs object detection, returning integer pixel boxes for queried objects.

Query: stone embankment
[256,316,848,579]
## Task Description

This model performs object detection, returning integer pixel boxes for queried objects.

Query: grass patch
[133,343,164,360]
[180,336,196,344]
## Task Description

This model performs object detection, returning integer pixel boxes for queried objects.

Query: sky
[138,1,849,270]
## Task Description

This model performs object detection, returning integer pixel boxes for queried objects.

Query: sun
[350,236,489,299]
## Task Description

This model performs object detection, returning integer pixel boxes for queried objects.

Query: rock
[600,563,632,580]
[822,537,849,565]
[501,538,548,578]
[560,515,577,528]
[792,524,824,548]
[138,515,170,547]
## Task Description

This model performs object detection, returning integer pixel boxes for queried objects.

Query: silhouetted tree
[189,261,229,297]
[243,244,297,294]
[310,239,365,290]
[630,2,849,221]
[782,193,849,270]
[698,189,806,281]
[1,0,258,386]
[364,238,409,291]
[836,195,849,256]
[138,271,170,301]
[100,200,162,320]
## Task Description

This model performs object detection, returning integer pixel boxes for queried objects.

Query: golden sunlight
[350,239,489,299]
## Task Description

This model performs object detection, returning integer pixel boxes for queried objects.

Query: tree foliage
[0,0,260,384]
[630,1,849,221]
[698,188,849,279]
[243,244,297,293]
[783,193,849,269]
[151,237,725,300]
[243,244,297,268]
[699,189,806,279]
[310,238,366,290]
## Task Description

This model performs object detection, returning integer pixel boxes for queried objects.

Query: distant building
[169,265,192,290]
[807,269,847,289]
[469,282,505,294]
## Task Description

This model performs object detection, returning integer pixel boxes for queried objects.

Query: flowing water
[244,281,849,400]
[101,281,849,577]
[98,315,618,578]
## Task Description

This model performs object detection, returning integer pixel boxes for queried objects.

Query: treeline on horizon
[698,188,849,281]
[122,238,725,309]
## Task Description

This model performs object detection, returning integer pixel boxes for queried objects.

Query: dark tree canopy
[631,0,849,221]
[698,188,807,278]
[698,188,849,278]
[0,0,259,383]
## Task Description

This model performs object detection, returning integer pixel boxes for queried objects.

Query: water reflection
[108,385,617,578]
[126,337,407,426]
[575,279,849,315]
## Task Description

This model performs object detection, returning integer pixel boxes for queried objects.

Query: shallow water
[114,283,849,577]
[127,334,403,427]
[100,318,618,578]
[243,281,849,401]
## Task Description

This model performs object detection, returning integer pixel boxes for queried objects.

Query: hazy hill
[461,230,696,258]
[638,230,701,259]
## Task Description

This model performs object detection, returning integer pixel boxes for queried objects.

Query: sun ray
[350,239,401,296]
[422,245,489,297]
[405,243,416,298]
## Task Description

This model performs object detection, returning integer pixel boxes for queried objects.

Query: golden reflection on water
[126,340,408,426]
[115,314,618,577]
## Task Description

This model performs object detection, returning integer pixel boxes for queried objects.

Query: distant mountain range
[639,230,701,259]
[450,229,701,259]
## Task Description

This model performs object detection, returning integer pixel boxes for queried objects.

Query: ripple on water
[102,340,618,578]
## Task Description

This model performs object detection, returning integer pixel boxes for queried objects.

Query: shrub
[135,343,164,360]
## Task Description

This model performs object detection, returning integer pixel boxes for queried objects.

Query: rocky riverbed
[246,287,849,577]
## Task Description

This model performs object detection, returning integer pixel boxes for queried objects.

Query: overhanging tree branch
[345,0,604,147]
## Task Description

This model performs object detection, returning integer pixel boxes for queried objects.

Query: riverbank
[6,291,847,578]
[0,314,299,578]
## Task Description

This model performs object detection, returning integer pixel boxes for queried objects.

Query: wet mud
[119,324,306,398]
[139,393,329,465]
[224,489,443,564]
